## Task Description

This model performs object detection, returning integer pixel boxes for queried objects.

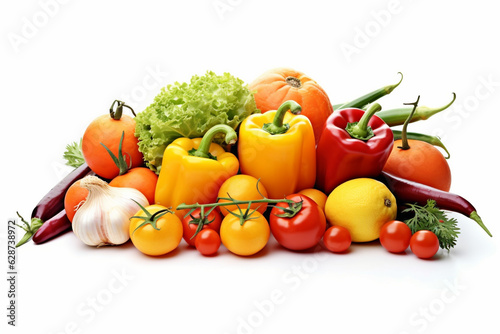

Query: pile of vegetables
[15,68,492,261]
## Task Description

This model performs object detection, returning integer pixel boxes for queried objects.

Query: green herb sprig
[63,138,85,168]
[403,200,460,251]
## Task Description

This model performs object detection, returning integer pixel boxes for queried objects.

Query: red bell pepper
[316,103,393,194]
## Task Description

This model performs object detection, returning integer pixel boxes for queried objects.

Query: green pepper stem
[357,103,382,131]
[345,103,382,140]
[190,124,237,159]
[262,100,302,135]
[398,96,420,150]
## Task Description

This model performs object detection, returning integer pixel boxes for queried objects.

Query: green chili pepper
[333,103,372,111]
[337,72,403,110]
[377,93,456,126]
[392,130,450,159]
[332,103,344,111]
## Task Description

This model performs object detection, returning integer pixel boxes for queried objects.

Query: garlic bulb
[72,175,149,246]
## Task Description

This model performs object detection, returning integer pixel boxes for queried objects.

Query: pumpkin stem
[285,76,302,88]
[109,100,136,120]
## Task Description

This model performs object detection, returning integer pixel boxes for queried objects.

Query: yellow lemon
[324,178,397,242]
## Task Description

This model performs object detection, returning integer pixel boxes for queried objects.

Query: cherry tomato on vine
[217,174,269,216]
[182,208,222,247]
[323,226,351,253]
[410,230,440,259]
[269,194,326,251]
[379,220,412,253]
[129,204,183,256]
[220,210,270,256]
[195,229,221,256]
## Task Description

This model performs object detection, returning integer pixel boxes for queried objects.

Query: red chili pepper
[316,103,394,194]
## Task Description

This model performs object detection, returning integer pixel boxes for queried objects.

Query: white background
[1,1,500,333]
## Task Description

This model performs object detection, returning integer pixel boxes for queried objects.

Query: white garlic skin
[72,176,149,247]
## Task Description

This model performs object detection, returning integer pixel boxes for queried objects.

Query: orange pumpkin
[82,100,144,179]
[249,68,333,143]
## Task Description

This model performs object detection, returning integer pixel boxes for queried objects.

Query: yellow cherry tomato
[298,188,327,212]
[129,204,183,256]
[220,210,270,256]
[217,174,269,216]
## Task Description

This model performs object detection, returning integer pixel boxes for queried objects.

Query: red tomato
[379,220,412,253]
[195,229,221,256]
[182,208,222,247]
[323,226,351,253]
[269,194,326,251]
[410,230,440,259]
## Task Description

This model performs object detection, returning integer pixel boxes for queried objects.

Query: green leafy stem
[176,180,300,227]
[402,200,460,251]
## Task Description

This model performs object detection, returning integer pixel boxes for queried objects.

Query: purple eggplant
[32,209,72,244]
[16,163,93,247]
[379,171,491,237]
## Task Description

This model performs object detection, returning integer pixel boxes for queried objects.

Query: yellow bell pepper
[238,100,316,199]
[155,124,239,218]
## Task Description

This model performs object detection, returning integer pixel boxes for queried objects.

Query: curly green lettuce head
[135,71,259,174]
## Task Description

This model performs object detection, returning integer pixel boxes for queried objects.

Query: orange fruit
[383,140,451,191]
[298,188,327,212]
